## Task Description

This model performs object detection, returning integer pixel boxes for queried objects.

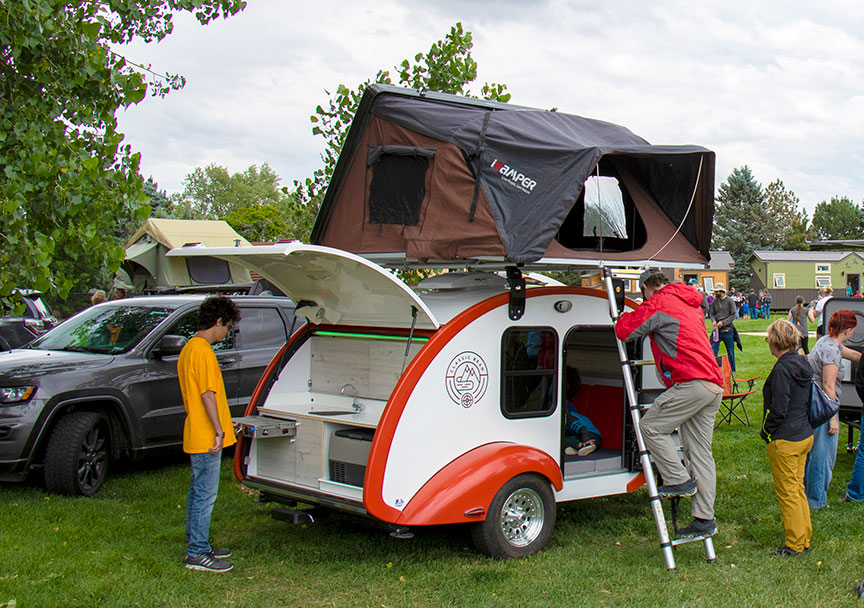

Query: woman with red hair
[804,309,861,510]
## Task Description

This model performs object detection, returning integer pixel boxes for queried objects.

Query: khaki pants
[641,380,723,520]
[768,437,814,552]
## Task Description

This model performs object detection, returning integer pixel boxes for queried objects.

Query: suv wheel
[44,412,109,496]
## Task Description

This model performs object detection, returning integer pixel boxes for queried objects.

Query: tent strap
[468,111,493,222]
[646,155,704,262]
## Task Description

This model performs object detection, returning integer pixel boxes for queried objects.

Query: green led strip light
[315,330,430,342]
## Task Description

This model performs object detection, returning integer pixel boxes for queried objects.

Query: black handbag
[809,380,840,428]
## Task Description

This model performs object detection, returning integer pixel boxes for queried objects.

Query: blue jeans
[711,329,735,372]
[186,452,221,557]
[804,421,838,509]
[846,416,864,501]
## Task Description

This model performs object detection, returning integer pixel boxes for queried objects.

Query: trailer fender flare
[395,442,562,526]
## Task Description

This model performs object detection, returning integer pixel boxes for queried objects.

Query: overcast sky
[116,0,864,215]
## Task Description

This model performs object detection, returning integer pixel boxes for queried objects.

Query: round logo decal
[445,351,489,408]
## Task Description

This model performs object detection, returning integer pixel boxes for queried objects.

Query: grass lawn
[4,313,864,607]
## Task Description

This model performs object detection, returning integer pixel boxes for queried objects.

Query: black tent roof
[312,85,714,266]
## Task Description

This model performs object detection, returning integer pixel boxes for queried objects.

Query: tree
[712,166,807,290]
[764,179,810,250]
[143,177,171,217]
[172,163,287,219]
[811,196,863,241]
[0,0,246,310]
[289,22,510,242]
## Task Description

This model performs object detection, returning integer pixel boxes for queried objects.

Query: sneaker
[209,547,231,559]
[771,545,803,557]
[577,442,597,457]
[676,518,717,538]
[840,494,862,503]
[185,552,233,572]
[658,477,697,498]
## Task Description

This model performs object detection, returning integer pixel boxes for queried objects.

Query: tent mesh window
[366,145,435,226]
[186,257,232,285]
[555,163,647,252]
[501,327,558,419]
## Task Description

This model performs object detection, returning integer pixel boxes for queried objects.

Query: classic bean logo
[445,351,489,408]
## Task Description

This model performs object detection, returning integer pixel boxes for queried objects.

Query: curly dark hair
[197,296,241,330]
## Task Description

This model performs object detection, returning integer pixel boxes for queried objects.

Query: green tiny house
[747,250,864,309]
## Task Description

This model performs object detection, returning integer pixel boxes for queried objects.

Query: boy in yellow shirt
[179,296,241,572]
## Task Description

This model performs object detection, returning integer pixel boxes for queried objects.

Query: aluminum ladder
[602,267,716,570]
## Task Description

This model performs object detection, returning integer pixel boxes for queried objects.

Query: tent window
[186,257,231,285]
[367,145,435,226]
[555,164,647,253]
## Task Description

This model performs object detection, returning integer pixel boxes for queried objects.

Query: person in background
[710,283,737,373]
[841,342,864,503]
[760,289,773,320]
[616,271,723,538]
[809,286,833,338]
[180,296,242,573]
[787,295,810,355]
[761,319,814,557]
[90,290,107,306]
[803,310,861,510]
[847,284,854,297]
[748,288,760,320]
[687,278,709,317]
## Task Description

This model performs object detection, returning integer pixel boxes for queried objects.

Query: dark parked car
[0,290,58,350]
[0,295,296,496]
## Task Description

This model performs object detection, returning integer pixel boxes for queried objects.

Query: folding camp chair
[714,355,760,427]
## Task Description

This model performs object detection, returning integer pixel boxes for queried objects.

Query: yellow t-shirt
[178,336,237,454]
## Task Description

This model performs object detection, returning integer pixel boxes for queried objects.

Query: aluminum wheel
[77,423,108,494]
[498,487,545,547]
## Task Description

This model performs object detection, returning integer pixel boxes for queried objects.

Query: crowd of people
[619,271,864,594]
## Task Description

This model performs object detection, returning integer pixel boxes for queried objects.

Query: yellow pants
[767,436,814,552]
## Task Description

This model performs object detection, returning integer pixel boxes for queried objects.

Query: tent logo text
[490,159,538,194]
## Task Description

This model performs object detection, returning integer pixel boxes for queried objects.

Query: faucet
[340,383,362,411]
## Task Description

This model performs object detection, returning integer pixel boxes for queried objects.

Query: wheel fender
[395,442,562,526]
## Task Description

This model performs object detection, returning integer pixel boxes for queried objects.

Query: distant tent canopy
[311,85,715,266]
[123,218,252,289]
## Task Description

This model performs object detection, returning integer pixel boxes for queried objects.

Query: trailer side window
[501,327,558,418]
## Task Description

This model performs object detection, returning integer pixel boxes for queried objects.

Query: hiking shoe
[676,518,717,538]
[771,545,803,557]
[209,547,231,559]
[658,477,697,498]
[185,552,233,572]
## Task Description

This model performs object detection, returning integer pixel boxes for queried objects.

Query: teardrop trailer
[168,85,717,568]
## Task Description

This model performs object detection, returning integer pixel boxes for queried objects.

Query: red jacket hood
[658,282,704,308]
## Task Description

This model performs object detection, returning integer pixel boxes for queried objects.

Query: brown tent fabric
[313,85,715,266]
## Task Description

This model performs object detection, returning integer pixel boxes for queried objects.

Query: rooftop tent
[311,85,715,267]
[123,218,252,289]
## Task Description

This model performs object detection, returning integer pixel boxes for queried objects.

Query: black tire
[470,473,556,559]
[44,412,109,496]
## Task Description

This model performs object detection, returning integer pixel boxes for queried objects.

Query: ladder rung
[629,359,655,367]
[670,535,712,547]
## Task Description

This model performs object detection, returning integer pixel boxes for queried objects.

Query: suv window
[162,310,234,352]
[235,307,286,349]
[32,306,172,354]
[501,327,558,418]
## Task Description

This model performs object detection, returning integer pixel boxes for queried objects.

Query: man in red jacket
[615,271,724,538]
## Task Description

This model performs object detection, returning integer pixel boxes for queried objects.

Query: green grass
[3,314,864,607]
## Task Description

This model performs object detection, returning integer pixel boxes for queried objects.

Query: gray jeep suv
[0,295,295,496]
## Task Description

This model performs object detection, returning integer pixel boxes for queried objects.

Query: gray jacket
[710,295,736,329]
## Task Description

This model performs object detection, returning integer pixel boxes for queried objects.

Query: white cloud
[115,0,864,213]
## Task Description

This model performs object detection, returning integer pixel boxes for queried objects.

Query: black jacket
[761,350,813,443]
